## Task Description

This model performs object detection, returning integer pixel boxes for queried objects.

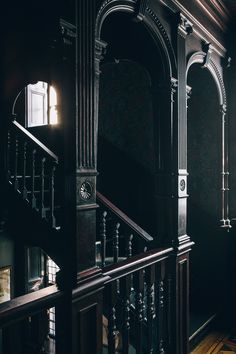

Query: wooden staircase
[6,120,155,268]
[7,120,60,229]
[4,119,175,354]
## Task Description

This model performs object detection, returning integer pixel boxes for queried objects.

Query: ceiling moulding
[196,0,230,31]
[160,0,227,56]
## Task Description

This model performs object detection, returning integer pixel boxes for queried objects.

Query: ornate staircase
[5,119,173,354]
[6,119,154,268]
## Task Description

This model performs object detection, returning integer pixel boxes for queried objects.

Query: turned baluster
[166,270,173,352]
[156,262,165,354]
[134,269,145,354]
[14,135,19,190]
[22,141,28,199]
[106,282,118,354]
[40,157,46,218]
[31,149,37,209]
[100,210,107,267]
[126,234,133,258]
[120,275,131,354]
[113,222,120,263]
[49,162,56,228]
[146,264,156,354]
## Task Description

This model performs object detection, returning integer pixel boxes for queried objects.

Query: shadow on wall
[187,64,228,313]
[98,60,156,236]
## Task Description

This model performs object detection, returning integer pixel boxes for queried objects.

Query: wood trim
[97,191,153,242]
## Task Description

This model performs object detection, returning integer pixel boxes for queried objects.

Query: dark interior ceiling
[221,0,236,13]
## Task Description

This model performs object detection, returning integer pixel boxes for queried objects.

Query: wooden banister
[102,247,173,281]
[12,120,58,162]
[0,285,63,328]
[97,191,154,242]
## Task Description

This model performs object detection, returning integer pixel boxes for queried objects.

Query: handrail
[0,285,63,328]
[102,246,173,282]
[97,191,154,242]
[12,120,58,162]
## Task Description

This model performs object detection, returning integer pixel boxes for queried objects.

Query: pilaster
[175,13,193,246]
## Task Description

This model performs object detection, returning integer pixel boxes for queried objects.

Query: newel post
[57,1,106,354]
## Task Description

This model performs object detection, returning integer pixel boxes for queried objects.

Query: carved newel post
[57,2,105,354]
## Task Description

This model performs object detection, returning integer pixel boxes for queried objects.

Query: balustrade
[7,120,60,229]
[102,247,173,354]
[97,191,154,267]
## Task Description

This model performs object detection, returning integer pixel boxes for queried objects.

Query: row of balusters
[7,129,58,228]
[98,209,147,268]
[103,259,172,354]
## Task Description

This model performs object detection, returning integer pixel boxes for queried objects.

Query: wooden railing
[97,191,154,267]
[0,285,62,328]
[102,246,174,354]
[0,285,63,353]
[7,120,60,229]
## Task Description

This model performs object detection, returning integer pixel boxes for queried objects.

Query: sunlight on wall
[49,86,58,125]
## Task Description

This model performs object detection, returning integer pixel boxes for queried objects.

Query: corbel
[178,13,193,38]
[186,85,192,108]
[222,55,232,69]
[171,77,178,103]
[202,42,214,67]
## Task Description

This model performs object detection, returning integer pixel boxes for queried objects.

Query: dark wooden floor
[191,329,236,353]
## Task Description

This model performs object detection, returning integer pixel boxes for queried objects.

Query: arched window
[26,81,58,127]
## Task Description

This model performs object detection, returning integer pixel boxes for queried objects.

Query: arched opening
[187,64,228,336]
[97,11,168,238]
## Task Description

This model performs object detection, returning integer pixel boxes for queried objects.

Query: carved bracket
[178,13,193,37]
[171,77,178,103]
[202,43,214,68]
[186,85,192,110]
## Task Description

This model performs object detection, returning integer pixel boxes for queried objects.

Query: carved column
[175,13,193,246]
[58,3,105,354]
[169,13,194,354]
[61,0,103,279]
[74,0,98,277]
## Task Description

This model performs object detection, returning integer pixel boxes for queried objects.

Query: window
[47,257,60,337]
[26,81,58,127]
